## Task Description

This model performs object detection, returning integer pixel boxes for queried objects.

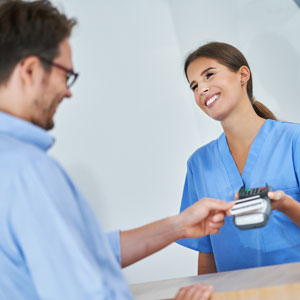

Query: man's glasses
[39,56,79,88]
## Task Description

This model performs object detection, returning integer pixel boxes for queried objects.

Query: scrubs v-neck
[177,119,300,272]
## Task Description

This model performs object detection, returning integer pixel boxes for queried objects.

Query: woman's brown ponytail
[251,97,276,120]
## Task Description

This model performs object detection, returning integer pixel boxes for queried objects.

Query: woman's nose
[197,87,209,95]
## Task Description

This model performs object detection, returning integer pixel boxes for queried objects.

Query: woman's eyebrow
[200,67,216,76]
[189,80,196,89]
[189,67,216,89]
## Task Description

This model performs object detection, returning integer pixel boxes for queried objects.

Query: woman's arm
[268,190,300,227]
[198,252,217,275]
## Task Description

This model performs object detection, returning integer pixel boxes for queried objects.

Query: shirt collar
[0,111,55,152]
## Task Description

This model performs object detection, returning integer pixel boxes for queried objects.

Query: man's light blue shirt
[0,112,133,299]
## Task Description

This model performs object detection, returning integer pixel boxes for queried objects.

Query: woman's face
[186,57,245,121]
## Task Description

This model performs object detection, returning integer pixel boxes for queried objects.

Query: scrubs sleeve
[176,161,213,253]
[105,230,121,266]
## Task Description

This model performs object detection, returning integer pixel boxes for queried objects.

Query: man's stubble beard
[31,95,58,130]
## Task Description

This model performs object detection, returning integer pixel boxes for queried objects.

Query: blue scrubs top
[177,119,300,272]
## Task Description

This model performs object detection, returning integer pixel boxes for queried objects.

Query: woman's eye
[206,72,214,79]
[191,84,198,91]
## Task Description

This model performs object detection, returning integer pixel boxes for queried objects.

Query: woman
[177,42,300,274]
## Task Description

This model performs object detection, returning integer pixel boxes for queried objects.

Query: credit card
[230,198,266,216]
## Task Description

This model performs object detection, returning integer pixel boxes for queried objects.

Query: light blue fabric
[177,119,300,272]
[0,112,133,299]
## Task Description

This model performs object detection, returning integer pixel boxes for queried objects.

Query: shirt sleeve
[176,161,213,253]
[105,230,121,265]
[8,160,130,299]
[293,132,300,190]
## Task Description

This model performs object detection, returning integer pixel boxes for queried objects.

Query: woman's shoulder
[187,134,223,165]
[272,119,300,136]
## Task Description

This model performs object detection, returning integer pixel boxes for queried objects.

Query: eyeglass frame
[38,56,79,88]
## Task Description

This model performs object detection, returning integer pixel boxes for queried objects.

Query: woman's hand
[268,190,293,211]
[232,189,300,227]
[234,190,293,212]
[267,190,300,227]
[174,282,213,300]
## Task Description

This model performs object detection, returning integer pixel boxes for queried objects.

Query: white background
[49,0,300,284]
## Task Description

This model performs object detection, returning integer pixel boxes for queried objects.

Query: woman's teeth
[206,94,219,106]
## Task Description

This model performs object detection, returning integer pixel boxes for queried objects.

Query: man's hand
[120,198,233,267]
[177,198,234,239]
[174,282,213,300]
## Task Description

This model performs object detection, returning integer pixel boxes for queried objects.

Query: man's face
[31,39,73,130]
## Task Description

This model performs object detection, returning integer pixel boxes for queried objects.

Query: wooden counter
[130,262,300,300]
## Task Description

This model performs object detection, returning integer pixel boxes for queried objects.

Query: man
[0,1,232,299]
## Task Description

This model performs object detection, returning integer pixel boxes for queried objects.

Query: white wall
[49,0,300,284]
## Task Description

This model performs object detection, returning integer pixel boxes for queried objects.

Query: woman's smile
[204,93,220,107]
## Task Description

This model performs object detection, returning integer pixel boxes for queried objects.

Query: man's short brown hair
[0,0,77,84]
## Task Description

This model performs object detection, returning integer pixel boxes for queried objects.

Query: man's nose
[65,88,72,98]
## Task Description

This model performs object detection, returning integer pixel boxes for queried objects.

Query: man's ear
[239,65,250,86]
[19,56,44,87]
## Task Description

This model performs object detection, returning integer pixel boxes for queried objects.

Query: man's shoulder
[0,134,57,177]
[0,134,72,213]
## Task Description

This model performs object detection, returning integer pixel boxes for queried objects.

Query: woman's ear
[239,65,250,86]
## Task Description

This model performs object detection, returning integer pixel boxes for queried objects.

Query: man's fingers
[201,284,213,299]
[201,198,234,212]
[174,283,213,300]
[209,228,220,235]
[208,220,225,228]
[211,212,225,222]
[184,286,199,298]
[202,286,213,300]
[175,287,187,300]
[208,221,224,234]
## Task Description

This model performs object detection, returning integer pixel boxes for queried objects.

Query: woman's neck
[221,102,266,149]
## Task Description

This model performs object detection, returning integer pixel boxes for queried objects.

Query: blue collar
[0,111,55,152]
